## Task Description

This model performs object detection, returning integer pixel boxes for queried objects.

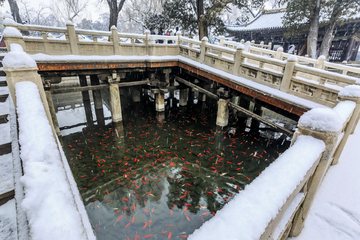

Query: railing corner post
[274,47,283,60]
[290,110,341,237]
[111,25,120,55]
[66,21,79,55]
[200,37,208,63]
[219,36,225,47]
[233,44,244,75]
[316,55,326,69]
[280,56,297,92]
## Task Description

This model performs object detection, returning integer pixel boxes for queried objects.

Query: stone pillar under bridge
[108,73,122,123]
[79,75,94,126]
[90,75,105,126]
[216,99,229,127]
[179,88,188,107]
[155,92,165,112]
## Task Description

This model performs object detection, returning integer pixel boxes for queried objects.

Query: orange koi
[180,195,187,199]
[170,208,173,215]
[115,215,123,223]
[144,235,154,239]
[125,222,131,228]
[135,234,142,240]
[143,221,148,229]
[151,207,154,213]
[122,198,129,201]
[166,224,173,227]
[160,231,168,234]
[185,214,190,221]
[180,235,189,238]
[131,215,135,223]
[168,232,172,240]
[144,209,150,214]
[107,199,111,203]
[182,207,188,213]
[149,219,152,226]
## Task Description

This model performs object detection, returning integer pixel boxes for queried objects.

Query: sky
[1,0,109,23]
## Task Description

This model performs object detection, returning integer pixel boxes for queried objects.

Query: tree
[282,0,323,58]
[50,0,89,24]
[106,0,126,30]
[8,0,23,23]
[319,0,360,58]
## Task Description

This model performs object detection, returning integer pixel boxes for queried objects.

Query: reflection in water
[56,87,291,240]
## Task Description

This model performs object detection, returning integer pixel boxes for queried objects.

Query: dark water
[58,88,290,240]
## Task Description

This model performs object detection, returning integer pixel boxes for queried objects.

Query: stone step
[0,94,8,102]
[0,114,9,124]
[0,142,11,156]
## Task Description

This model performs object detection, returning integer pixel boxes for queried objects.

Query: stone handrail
[3,21,360,107]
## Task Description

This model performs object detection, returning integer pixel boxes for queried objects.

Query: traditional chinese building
[226,9,360,62]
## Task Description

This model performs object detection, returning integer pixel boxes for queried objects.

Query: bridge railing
[3,20,360,107]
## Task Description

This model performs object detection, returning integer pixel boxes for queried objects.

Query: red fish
[143,220,148,229]
[144,235,154,239]
[151,207,154,213]
[115,215,123,223]
[160,231,168,234]
[168,232,172,240]
[182,207,188,213]
[122,198,129,201]
[144,209,150,214]
[131,214,135,223]
[125,222,131,228]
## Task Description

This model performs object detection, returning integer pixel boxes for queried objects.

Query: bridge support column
[179,88,188,107]
[90,75,105,126]
[216,99,229,127]
[79,75,94,126]
[231,96,240,114]
[132,87,141,103]
[108,73,122,123]
[251,103,262,133]
[332,94,360,165]
[289,122,341,237]
[155,93,165,112]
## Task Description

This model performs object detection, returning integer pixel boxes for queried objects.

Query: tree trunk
[307,1,321,58]
[196,0,208,40]
[8,0,22,23]
[319,22,336,59]
[107,0,126,31]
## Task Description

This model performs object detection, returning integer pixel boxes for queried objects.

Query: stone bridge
[1,16,360,240]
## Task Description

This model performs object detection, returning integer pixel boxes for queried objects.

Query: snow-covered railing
[189,87,360,240]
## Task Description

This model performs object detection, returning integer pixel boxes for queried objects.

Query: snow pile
[288,55,298,61]
[189,135,325,240]
[299,108,343,132]
[338,85,360,98]
[201,37,209,41]
[3,18,17,25]
[333,101,356,122]
[66,20,74,25]
[3,13,13,19]
[3,27,22,37]
[15,81,87,240]
[0,199,17,240]
[3,44,37,69]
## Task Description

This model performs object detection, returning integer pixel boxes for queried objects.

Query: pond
[55,87,291,240]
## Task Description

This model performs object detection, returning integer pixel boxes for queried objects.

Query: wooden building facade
[226,9,360,62]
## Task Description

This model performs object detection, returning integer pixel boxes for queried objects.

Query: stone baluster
[332,86,360,165]
[200,37,208,63]
[250,40,255,46]
[216,99,229,127]
[289,108,342,237]
[66,21,79,54]
[274,47,283,60]
[145,30,150,54]
[111,26,120,55]
[280,56,297,92]
[219,36,225,47]
[176,31,182,45]
[233,44,244,75]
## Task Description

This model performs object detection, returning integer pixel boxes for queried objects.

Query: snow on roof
[226,10,285,32]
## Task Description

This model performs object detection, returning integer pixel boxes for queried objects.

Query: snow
[66,20,74,25]
[289,122,360,240]
[237,43,245,49]
[3,18,17,25]
[3,27,22,37]
[201,37,209,41]
[332,101,356,123]
[288,55,298,61]
[3,13,13,19]
[110,25,117,30]
[9,95,29,240]
[3,44,37,69]
[227,12,285,31]
[274,193,305,240]
[15,81,87,240]
[0,153,14,196]
[0,199,17,240]
[338,85,360,98]
[298,108,343,132]
[189,135,325,240]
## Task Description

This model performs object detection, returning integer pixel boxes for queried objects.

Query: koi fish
[180,195,187,199]
[144,209,150,214]
[143,220,148,229]
[151,207,155,213]
[122,198,129,201]
[168,232,172,240]
[144,235,154,239]
[182,207,188,213]
[135,235,142,240]
[131,214,135,223]
[149,219,152,226]
[160,231,168,234]
[166,225,173,227]
[115,215,123,223]
[185,214,190,221]
[125,222,131,228]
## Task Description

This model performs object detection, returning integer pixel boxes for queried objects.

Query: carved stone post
[274,47,283,60]
[111,26,120,55]
[3,19,26,51]
[233,44,244,75]
[219,36,225,47]
[179,88,188,106]
[66,21,79,55]
[280,56,297,92]
[200,37,208,63]
[315,55,325,69]
[216,99,229,127]
[176,31,182,45]
[3,44,58,139]
[289,108,342,237]
[332,86,360,165]
[145,30,150,55]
